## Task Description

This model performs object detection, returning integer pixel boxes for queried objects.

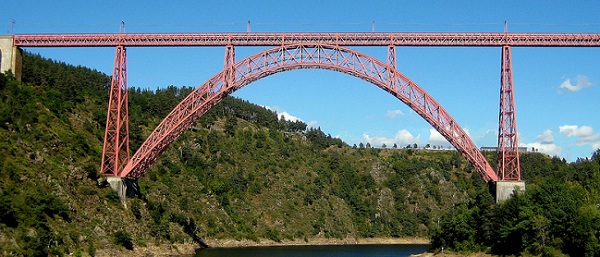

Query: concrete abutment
[106,177,126,199]
[0,35,22,81]
[106,177,140,199]
[495,180,526,203]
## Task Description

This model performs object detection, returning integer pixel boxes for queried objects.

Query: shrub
[113,230,134,250]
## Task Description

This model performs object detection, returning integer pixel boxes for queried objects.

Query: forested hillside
[429,151,600,256]
[1,51,597,257]
[0,52,476,256]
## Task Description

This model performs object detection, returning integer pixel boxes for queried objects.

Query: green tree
[114,230,134,250]
[225,117,238,136]
[430,204,480,252]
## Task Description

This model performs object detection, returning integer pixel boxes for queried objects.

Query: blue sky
[3,0,600,162]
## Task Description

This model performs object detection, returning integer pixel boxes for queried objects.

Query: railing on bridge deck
[12,32,600,47]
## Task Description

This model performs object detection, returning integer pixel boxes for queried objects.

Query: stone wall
[0,36,22,80]
[495,180,526,203]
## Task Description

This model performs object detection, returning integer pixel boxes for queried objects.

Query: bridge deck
[13,32,600,47]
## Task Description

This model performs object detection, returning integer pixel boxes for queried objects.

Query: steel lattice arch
[120,43,499,182]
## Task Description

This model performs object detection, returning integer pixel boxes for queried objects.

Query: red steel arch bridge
[9,31,600,193]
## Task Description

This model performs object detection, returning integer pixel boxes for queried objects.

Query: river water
[194,244,430,257]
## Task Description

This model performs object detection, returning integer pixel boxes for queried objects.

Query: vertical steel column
[223,44,235,89]
[388,44,396,70]
[100,45,130,177]
[388,44,396,88]
[497,45,521,181]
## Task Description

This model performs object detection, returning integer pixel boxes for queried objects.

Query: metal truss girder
[121,44,499,182]
[13,32,600,47]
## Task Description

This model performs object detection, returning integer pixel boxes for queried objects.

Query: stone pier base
[495,180,526,203]
[0,36,22,81]
[107,177,126,199]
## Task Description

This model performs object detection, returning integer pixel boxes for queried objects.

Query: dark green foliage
[0,183,71,256]
[21,52,110,111]
[104,189,122,203]
[266,227,282,242]
[88,241,96,256]
[430,204,479,252]
[114,230,134,250]
[280,116,307,132]
[305,127,345,149]
[430,152,600,256]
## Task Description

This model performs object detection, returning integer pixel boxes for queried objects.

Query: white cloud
[476,129,496,140]
[522,141,563,157]
[521,129,562,157]
[536,129,554,144]
[264,105,318,129]
[559,75,594,92]
[559,125,600,150]
[306,120,320,129]
[385,109,404,119]
[265,106,304,122]
[362,130,420,147]
[280,111,302,122]
[560,125,593,137]
[426,129,450,147]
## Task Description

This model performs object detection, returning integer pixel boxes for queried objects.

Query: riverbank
[95,242,198,257]
[411,252,493,257]
[95,237,429,256]
[204,236,429,248]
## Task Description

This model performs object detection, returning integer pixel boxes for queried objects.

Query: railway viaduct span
[3,31,600,201]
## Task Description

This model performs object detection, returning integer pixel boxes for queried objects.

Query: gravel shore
[95,237,430,256]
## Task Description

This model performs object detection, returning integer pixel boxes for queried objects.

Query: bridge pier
[495,180,526,203]
[0,36,22,81]
[107,177,126,199]
[106,177,140,199]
